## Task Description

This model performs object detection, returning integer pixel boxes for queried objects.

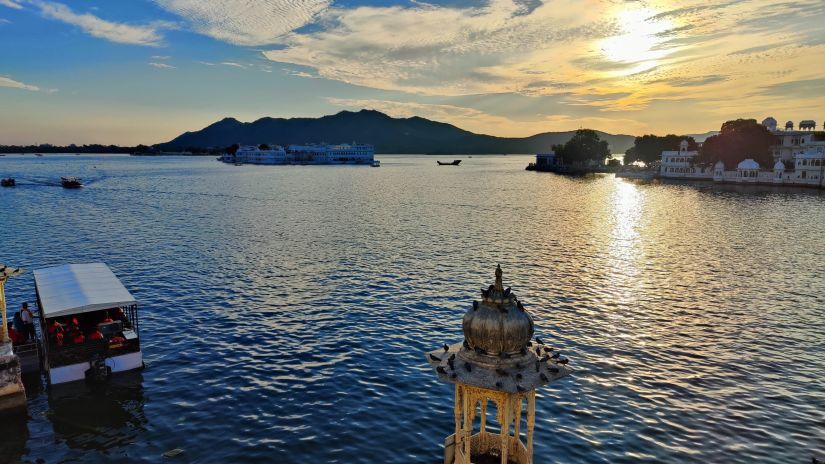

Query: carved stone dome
[462,265,534,356]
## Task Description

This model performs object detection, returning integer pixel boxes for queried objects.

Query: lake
[1,154,823,463]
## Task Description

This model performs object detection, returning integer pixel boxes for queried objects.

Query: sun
[599,7,674,75]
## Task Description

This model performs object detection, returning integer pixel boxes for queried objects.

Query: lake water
[1,154,823,463]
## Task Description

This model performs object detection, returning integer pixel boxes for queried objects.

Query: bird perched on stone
[548,366,559,374]
[443,344,449,352]
[516,385,527,392]
[535,347,542,356]
[503,287,511,297]
[540,373,549,382]
[551,352,560,359]
[544,346,554,353]
[429,353,441,362]
[463,339,471,349]
[515,373,523,381]
[474,346,488,356]
[496,368,508,376]
[557,358,569,365]
[448,353,455,362]
[540,355,549,363]
[534,360,540,372]
[448,359,455,370]
[517,301,525,312]
[495,381,502,388]
[535,337,544,345]
[437,366,447,375]
[481,288,489,298]
[464,362,472,372]
[472,301,479,311]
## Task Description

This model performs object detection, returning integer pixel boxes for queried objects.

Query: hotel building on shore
[222,143,375,165]
[659,117,825,188]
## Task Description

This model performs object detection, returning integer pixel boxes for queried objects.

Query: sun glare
[599,7,673,75]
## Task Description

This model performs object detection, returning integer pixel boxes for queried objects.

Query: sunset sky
[1,0,824,145]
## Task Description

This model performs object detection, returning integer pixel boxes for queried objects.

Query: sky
[0,0,824,145]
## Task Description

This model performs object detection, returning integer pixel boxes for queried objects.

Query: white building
[222,142,374,165]
[763,116,825,162]
[660,129,825,188]
[659,140,714,179]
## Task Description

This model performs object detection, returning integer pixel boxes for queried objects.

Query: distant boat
[61,176,83,188]
[371,160,380,167]
[1,178,15,187]
[437,160,461,166]
[35,153,43,157]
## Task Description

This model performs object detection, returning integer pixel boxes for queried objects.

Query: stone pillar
[0,342,26,416]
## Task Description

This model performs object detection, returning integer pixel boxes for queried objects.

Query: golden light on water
[599,7,674,76]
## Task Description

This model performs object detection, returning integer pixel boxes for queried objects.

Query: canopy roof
[34,263,136,318]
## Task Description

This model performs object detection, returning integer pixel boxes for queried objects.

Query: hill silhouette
[156,109,636,154]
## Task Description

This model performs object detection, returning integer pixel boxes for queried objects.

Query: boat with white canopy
[34,263,142,385]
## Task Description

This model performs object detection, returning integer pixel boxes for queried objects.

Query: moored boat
[60,176,82,188]
[34,263,143,385]
[437,160,461,166]
[371,160,380,167]
[1,178,15,187]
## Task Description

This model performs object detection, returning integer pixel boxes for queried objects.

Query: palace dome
[737,159,760,170]
[462,265,533,356]
[774,160,785,170]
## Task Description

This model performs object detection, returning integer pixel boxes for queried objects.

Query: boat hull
[48,351,143,385]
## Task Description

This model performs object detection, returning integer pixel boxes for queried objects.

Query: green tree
[259,144,270,150]
[625,134,697,165]
[552,129,611,165]
[698,119,775,168]
[226,143,240,155]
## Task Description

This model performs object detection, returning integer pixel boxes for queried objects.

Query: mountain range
[156,109,641,154]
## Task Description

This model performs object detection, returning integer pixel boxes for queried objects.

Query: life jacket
[89,330,104,341]
[54,332,64,347]
[110,336,126,344]
[72,333,85,344]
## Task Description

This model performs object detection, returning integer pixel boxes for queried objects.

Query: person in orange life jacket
[54,331,64,347]
[101,311,113,324]
[71,331,85,344]
[47,319,64,336]
[21,302,35,341]
[7,322,23,345]
[88,329,104,341]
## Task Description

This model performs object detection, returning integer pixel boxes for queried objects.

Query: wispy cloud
[151,55,172,60]
[221,61,247,69]
[0,17,10,24]
[153,0,331,46]
[149,62,176,69]
[31,0,171,46]
[0,0,23,9]
[0,75,39,91]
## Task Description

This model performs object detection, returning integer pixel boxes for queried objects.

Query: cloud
[153,0,331,46]
[151,55,172,60]
[0,75,39,91]
[221,61,247,69]
[0,0,22,9]
[262,0,825,115]
[31,0,170,46]
[149,62,176,69]
[0,18,10,24]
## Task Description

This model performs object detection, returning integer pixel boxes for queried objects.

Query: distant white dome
[714,160,725,169]
[762,117,777,128]
[773,160,785,170]
[737,159,760,170]
[785,120,794,129]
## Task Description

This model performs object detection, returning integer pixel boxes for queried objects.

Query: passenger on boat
[47,319,64,336]
[88,329,104,341]
[12,312,27,342]
[110,335,126,344]
[54,332,64,347]
[71,332,85,344]
[21,302,35,340]
[101,311,113,324]
[7,322,24,345]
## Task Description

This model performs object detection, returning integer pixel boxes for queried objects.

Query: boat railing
[47,338,140,368]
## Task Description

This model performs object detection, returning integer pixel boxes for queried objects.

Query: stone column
[527,391,536,464]
[501,397,510,464]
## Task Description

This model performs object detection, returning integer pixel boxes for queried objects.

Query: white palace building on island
[660,117,825,188]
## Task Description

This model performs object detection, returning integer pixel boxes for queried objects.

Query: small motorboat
[437,160,461,166]
[371,160,381,167]
[35,153,43,157]
[61,176,83,188]
[1,177,15,187]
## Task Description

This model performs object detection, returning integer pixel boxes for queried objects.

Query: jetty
[0,265,26,417]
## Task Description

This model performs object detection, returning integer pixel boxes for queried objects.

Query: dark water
[1,154,823,463]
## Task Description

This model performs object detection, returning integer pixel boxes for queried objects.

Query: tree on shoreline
[552,129,611,165]
[625,135,697,165]
[698,119,775,167]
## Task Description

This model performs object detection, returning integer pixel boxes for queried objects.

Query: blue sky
[1,0,824,144]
